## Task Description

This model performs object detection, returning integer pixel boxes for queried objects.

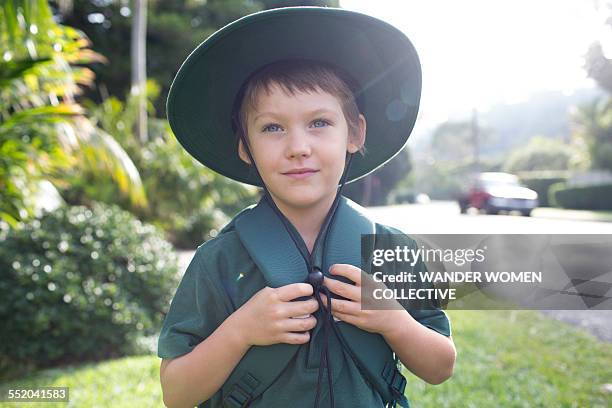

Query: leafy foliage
[0,0,146,228]
[134,130,256,248]
[503,136,575,173]
[0,202,180,378]
[411,157,503,200]
[62,89,258,248]
[584,0,612,95]
[57,0,262,115]
[572,97,612,172]
[56,0,339,115]
[343,148,412,206]
[430,119,496,163]
[549,182,612,210]
[517,172,569,207]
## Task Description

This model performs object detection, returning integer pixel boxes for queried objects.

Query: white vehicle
[457,172,539,216]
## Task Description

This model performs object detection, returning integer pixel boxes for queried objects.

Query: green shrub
[66,90,259,248]
[503,136,573,173]
[590,142,612,172]
[166,204,228,249]
[549,182,612,210]
[136,133,257,247]
[0,202,180,379]
[411,158,502,200]
[518,171,569,207]
[59,127,258,248]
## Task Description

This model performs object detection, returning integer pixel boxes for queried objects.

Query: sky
[340,0,607,130]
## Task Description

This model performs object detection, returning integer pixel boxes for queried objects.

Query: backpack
[217,196,411,408]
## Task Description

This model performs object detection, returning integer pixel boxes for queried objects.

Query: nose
[285,129,311,159]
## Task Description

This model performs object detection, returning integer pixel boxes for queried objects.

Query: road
[365,201,612,234]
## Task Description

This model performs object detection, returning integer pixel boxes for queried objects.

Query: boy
[158,6,455,408]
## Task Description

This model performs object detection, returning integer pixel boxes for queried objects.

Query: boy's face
[238,82,366,212]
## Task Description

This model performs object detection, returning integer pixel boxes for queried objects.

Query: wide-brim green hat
[167,6,421,187]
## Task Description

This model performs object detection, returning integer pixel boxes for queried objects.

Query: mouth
[282,169,319,179]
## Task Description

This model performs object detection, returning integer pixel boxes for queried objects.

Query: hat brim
[167,6,421,187]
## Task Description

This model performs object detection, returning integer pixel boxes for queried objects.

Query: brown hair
[231,59,366,156]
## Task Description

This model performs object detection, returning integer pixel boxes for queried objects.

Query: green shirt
[158,220,451,408]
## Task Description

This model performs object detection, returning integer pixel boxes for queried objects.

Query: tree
[0,0,146,227]
[572,97,612,171]
[429,118,495,166]
[55,0,264,115]
[502,136,574,173]
[54,0,339,116]
[585,0,612,93]
[261,0,339,9]
[585,42,612,95]
[577,1,612,172]
[343,147,412,206]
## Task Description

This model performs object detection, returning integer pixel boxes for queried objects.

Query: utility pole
[471,108,480,172]
[131,0,148,144]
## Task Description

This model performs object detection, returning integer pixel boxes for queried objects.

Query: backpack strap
[223,196,410,406]
[221,343,298,407]
[220,200,309,406]
[323,197,411,407]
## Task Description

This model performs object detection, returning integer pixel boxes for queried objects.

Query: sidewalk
[531,207,612,223]
[540,310,612,343]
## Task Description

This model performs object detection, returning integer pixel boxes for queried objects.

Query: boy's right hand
[231,283,319,347]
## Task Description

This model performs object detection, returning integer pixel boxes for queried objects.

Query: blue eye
[312,119,330,128]
[262,124,282,132]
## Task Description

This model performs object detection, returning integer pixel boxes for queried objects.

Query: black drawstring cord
[266,153,353,408]
[320,285,335,407]
[312,283,334,408]
[238,130,355,408]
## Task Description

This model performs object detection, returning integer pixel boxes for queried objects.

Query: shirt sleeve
[157,248,228,360]
[406,244,452,337]
[376,226,452,338]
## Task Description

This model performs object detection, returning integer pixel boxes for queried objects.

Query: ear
[237,137,252,164]
[347,113,367,154]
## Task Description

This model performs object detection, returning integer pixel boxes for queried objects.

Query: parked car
[457,172,538,216]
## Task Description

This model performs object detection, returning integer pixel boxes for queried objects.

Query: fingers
[283,331,311,345]
[326,310,357,327]
[274,316,317,345]
[329,264,363,286]
[323,276,361,302]
[284,315,318,333]
[320,293,360,315]
[275,283,313,302]
[281,297,319,318]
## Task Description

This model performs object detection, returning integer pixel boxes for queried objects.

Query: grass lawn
[407,310,611,408]
[1,310,610,407]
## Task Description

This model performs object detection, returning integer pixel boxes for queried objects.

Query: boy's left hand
[320,263,406,336]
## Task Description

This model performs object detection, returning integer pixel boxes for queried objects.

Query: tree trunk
[131,0,148,144]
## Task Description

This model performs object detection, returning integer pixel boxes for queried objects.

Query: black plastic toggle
[308,267,324,289]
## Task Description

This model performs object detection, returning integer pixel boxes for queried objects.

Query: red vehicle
[458,172,538,216]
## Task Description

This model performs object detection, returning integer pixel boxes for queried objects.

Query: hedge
[0,202,180,379]
[549,182,612,211]
[517,171,569,207]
